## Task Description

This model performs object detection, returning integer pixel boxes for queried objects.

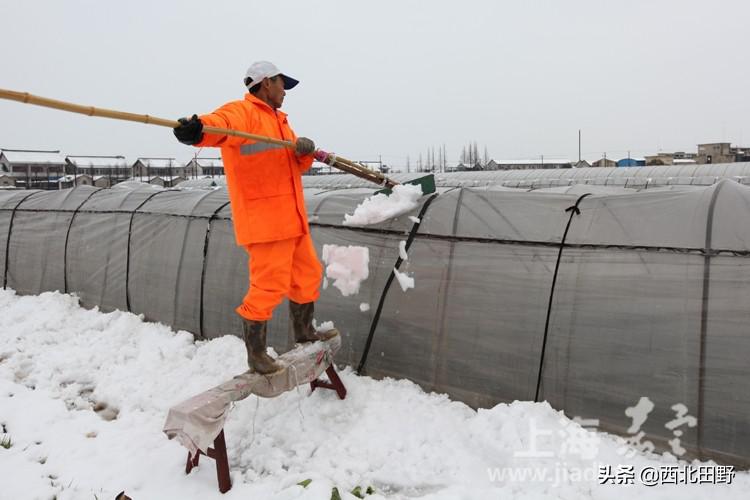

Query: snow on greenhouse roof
[178,177,223,189]
[127,175,184,182]
[0,149,66,164]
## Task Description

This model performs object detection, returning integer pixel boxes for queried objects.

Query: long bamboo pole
[0,88,397,187]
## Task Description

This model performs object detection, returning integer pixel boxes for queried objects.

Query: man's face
[266,76,286,109]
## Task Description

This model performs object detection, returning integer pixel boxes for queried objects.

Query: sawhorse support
[310,365,347,400]
[185,430,232,493]
[183,365,346,493]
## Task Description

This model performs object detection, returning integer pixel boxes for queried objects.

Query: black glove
[295,137,315,156]
[173,114,204,145]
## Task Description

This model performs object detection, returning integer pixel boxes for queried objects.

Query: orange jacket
[195,93,314,245]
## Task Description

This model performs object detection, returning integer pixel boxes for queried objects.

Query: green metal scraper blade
[375,174,436,196]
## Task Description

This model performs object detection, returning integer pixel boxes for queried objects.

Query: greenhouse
[1,163,748,467]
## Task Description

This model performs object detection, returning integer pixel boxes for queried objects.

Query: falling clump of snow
[321,244,370,296]
[408,215,421,224]
[398,240,409,260]
[359,303,370,312]
[1,289,749,500]
[393,268,415,291]
[343,183,423,226]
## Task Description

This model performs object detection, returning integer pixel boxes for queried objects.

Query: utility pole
[578,129,581,163]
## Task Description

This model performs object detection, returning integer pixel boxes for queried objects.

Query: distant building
[0,175,17,188]
[617,158,646,167]
[645,153,698,166]
[0,148,66,189]
[58,174,94,189]
[493,159,573,170]
[484,159,500,171]
[592,158,617,168]
[132,157,187,179]
[573,160,591,168]
[645,154,673,166]
[148,176,186,188]
[730,146,750,162]
[697,143,734,164]
[446,162,485,172]
[185,157,224,177]
[673,151,697,160]
[66,155,129,185]
[303,164,326,175]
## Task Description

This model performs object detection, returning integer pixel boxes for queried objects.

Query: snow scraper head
[375,174,436,196]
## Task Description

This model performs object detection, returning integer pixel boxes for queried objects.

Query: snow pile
[343,183,423,226]
[1,290,749,500]
[393,268,415,292]
[321,244,370,296]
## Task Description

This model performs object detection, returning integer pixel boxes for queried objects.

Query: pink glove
[314,149,335,165]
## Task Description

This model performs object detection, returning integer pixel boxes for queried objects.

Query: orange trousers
[236,233,323,321]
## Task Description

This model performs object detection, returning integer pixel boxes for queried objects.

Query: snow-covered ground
[0,290,747,500]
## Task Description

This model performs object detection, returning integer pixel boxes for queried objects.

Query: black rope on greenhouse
[125,190,180,313]
[534,193,591,403]
[198,200,231,340]
[63,188,105,294]
[697,180,726,459]
[3,191,45,290]
[357,192,440,374]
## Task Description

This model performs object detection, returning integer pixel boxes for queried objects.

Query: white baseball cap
[244,61,299,90]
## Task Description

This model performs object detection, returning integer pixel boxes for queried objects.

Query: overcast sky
[2,0,748,168]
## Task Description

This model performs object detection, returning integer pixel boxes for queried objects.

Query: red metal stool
[184,364,347,493]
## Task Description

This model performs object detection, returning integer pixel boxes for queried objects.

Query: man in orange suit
[173,61,337,374]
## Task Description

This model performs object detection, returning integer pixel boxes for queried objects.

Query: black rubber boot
[289,301,339,343]
[242,319,282,374]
